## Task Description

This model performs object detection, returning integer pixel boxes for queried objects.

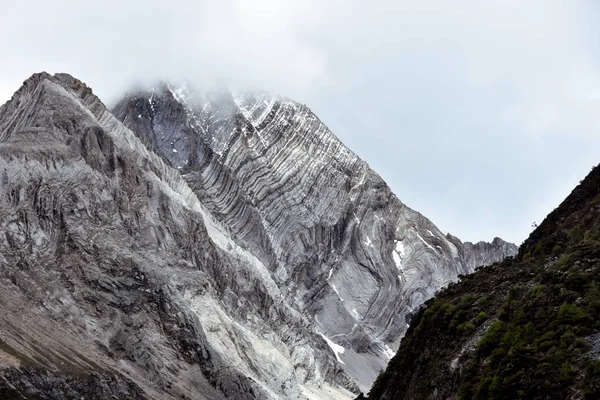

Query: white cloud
[1,0,599,244]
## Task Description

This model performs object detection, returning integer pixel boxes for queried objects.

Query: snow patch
[396,240,406,257]
[383,345,396,360]
[331,284,344,302]
[416,232,436,252]
[392,251,402,269]
[148,88,155,115]
[168,84,189,104]
[318,333,345,364]
[392,240,406,271]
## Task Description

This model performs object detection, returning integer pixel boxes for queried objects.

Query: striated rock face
[443,234,519,274]
[0,73,356,400]
[112,84,518,390]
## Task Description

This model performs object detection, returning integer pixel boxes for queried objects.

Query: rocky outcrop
[0,367,145,400]
[0,73,355,400]
[448,235,518,271]
[113,84,518,391]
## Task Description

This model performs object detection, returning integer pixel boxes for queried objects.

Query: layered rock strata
[113,84,518,390]
[0,73,356,400]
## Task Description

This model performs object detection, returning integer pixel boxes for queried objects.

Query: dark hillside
[365,164,600,400]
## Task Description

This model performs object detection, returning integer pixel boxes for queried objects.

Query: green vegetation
[475,312,487,326]
[462,266,599,399]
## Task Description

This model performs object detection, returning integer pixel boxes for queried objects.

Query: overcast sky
[1,0,599,245]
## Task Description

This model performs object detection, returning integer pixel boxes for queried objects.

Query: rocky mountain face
[364,165,600,399]
[111,83,517,391]
[0,72,516,399]
[0,73,357,400]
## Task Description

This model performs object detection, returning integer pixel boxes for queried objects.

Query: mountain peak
[112,79,517,392]
[0,72,517,399]
[11,72,92,98]
[0,73,360,399]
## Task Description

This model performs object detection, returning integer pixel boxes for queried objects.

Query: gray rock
[0,73,354,400]
[112,83,518,392]
[0,72,516,398]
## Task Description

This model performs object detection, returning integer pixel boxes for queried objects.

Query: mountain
[363,165,600,399]
[0,72,515,399]
[111,83,517,391]
[0,73,359,400]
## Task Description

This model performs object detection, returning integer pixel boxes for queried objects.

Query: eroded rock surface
[113,84,518,390]
[0,73,356,400]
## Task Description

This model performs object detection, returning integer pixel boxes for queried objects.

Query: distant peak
[22,71,53,86]
[5,72,53,103]
[6,72,94,104]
